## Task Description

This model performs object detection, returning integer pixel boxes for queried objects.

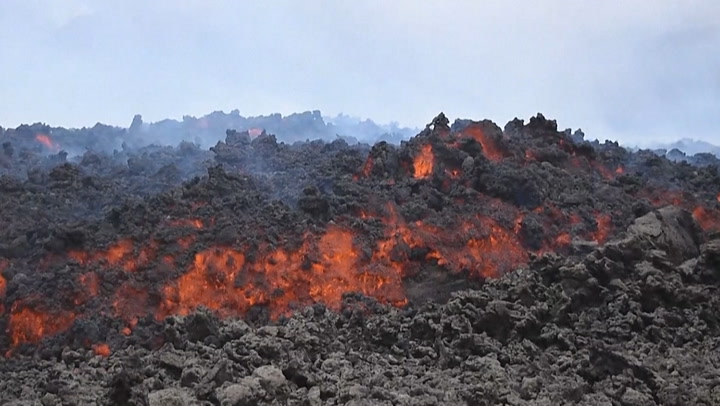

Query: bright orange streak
[461,125,504,162]
[0,260,7,298]
[34,134,58,150]
[592,214,612,244]
[169,219,204,229]
[413,145,434,179]
[356,155,373,179]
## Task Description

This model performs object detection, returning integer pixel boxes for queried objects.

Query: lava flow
[0,112,718,357]
[34,134,59,151]
[413,144,434,179]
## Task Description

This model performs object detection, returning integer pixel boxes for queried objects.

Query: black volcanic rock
[0,112,719,404]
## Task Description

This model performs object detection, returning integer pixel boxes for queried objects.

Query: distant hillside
[649,138,720,157]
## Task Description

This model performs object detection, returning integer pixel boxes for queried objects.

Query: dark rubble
[2,207,720,405]
[0,113,719,404]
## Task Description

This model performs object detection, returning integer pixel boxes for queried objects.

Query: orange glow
[356,156,374,180]
[75,272,100,305]
[446,169,462,179]
[615,166,625,175]
[370,204,527,280]
[93,343,111,357]
[79,272,99,297]
[461,125,504,162]
[693,207,720,232]
[592,214,612,244]
[34,134,59,150]
[113,284,149,325]
[169,219,204,229]
[645,190,684,207]
[555,233,571,246]
[426,220,528,278]
[177,236,195,250]
[69,239,147,272]
[413,145,434,179]
[593,163,614,180]
[0,260,6,296]
[8,304,76,347]
[156,225,407,321]
[121,327,132,336]
[248,128,263,138]
[716,193,720,203]
[0,260,6,314]
[156,248,247,319]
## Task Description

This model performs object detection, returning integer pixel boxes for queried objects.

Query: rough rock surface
[0,113,719,404]
[0,207,718,404]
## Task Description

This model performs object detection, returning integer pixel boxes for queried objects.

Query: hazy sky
[0,1,718,145]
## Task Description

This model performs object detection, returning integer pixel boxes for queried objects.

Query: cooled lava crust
[0,113,719,404]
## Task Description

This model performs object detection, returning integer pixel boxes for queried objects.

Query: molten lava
[34,134,59,150]
[155,225,407,321]
[592,214,612,244]
[169,219,204,229]
[359,156,374,178]
[93,343,111,357]
[0,268,6,315]
[693,207,720,232]
[461,125,504,162]
[69,238,156,272]
[8,303,76,347]
[413,145,434,179]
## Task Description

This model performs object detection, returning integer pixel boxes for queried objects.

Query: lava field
[0,113,719,405]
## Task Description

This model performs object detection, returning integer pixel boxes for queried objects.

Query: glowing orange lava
[93,343,111,357]
[555,233,571,246]
[34,134,59,150]
[69,238,152,272]
[169,219,204,229]
[446,169,462,179]
[156,248,247,320]
[370,204,527,280]
[248,128,263,138]
[8,304,76,347]
[615,166,625,175]
[74,272,100,305]
[592,214,612,244]
[413,145,434,179]
[156,225,407,321]
[461,125,504,162]
[356,156,374,179]
[0,261,6,314]
[693,207,720,232]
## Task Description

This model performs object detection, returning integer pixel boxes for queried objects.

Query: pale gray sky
[0,0,718,144]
